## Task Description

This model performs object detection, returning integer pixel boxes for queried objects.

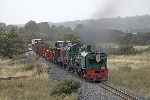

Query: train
[31,39,108,81]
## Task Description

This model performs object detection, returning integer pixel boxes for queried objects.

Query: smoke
[93,0,150,19]
[93,0,126,18]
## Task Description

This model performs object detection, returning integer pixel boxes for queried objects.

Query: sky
[0,0,150,24]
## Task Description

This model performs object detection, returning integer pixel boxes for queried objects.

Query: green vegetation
[0,31,24,58]
[51,80,80,96]
[0,21,81,59]
[18,20,81,43]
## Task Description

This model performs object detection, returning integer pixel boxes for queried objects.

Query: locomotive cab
[86,52,108,81]
[79,51,108,81]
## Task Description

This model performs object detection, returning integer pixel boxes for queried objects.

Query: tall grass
[0,56,78,100]
[0,74,50,100]
[109,53,150,96]
[110,67,150,96]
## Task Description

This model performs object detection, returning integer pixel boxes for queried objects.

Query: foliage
[52,25,81,42]
[23,63,35,71]
[0,23,6,32]
[0,31,25,58]
[64,34,80,43]
[0,21,82,58]
[51,80,80,96]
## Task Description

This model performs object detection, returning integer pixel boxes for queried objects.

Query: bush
[23,63,35,71]
[0,32,25,58]
[108,45,137,55]
[51,80,80,96]
[118,66,132,72]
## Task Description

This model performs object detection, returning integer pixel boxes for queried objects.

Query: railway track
[48,60,139,100]
[98,82,139,100]
[42,53,140,100]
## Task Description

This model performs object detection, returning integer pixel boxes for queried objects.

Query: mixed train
[31,39,108,81]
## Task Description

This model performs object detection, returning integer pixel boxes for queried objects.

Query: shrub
[23,63,35,71]
[51,80,80,96]
[118,66,132,72]
[108,45,137,55]
[0,32,25,58]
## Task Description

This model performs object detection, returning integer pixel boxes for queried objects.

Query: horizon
[1,0,150,25]
[1,14,150,25]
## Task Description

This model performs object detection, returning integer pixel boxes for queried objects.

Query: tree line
[0,21,80,58]
[0,20,150,58]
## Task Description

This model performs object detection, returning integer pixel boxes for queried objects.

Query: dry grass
[0,73,50,100]
[110,67,150,96]
[108,53,150,97]
[0,56,77,100]
[0,74,77,100]
[108,53,150,69]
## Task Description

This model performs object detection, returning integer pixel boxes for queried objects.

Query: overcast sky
[0,0,150,24]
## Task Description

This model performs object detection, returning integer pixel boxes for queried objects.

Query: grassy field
[1,50,150,98]
[108,53,150,69]
[0,57,77,100]
[108,52,150,97]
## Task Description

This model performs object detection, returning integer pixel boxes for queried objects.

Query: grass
[110,67,150,96]
[108,53,150,69]
[2,48,149,98]
[0,56,78,100]
[0,74,77,100]
[108,52,150,97]
[0,74,50,100]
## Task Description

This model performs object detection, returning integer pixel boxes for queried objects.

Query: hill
[48,15,150,43]
[51,15,150,33]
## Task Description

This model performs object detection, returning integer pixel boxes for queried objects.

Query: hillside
[48,15,150,43]
[2,15,150,44]
[51,15,150,33]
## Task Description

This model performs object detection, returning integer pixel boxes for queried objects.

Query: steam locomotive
[31,39,108,81]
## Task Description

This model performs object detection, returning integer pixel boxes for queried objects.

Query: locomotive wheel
[64,65,69,70]
[67,66,74,73]
[63,64,67,69]
[77,69,82,77]
[66,66,71,71]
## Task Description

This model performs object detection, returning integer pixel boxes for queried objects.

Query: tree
[24,20,40,39]
[25,20,39,33]
[38,22,50,34]
[119,33,134,46]
[0,23,6,32]
[6,25,18,33]
[64,34,80,43]
[0,31,24,58]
